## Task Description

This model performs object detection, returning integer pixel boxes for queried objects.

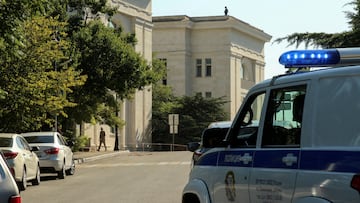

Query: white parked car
[0,133,40,191]
[22,131,75,179]
[187,121,232,166]
[0,151,21,203]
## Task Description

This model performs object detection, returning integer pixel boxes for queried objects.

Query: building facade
[152,15,271,119]
[83,0,153,150]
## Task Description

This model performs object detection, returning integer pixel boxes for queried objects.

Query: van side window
[229,92,265,148]
[262,85,306,147]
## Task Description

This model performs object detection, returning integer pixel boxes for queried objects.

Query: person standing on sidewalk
[97,127,107,151]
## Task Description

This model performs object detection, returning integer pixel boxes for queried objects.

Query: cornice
[153,15,272,42]
[111,0,152,20]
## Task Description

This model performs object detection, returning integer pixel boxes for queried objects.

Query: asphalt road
[21,151,193,203]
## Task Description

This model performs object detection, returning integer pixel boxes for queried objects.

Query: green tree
[0,0,59,62]
[0,1,165,135]
[152,84,229,145]
[67,21,163,128]
[274,1,359,48]
[0,16,85,132]
[174,95,229,144]
[152,83,179,144]
[48,2,166,139]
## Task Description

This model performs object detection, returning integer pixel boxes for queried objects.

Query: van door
[249,85,306,202]
[213,92,266,203]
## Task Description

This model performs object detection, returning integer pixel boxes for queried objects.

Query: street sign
[168,114,179,126]
[168,114,179,151]
[169,125,178,134]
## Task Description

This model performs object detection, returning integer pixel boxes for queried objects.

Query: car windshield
[24,135,54,144]
[0,138,13,147]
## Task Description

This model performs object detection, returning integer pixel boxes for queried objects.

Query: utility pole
[114,94,119,151]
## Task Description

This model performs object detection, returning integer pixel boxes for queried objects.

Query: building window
[205,58,212,77]
[195,92,202,97]
[205,92,212,98]
[242,62,247,80]
[196,59,202,77]
[237,58,243,79]
[240,66,244,79]
[159,58,167,85]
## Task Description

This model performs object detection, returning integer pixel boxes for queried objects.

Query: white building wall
[84,0,152,150]
[153,15,271,120]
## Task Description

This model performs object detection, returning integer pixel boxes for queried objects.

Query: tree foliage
[68,21,163,126]
[0,1,165,134]
[274,0,360,48]
[174,95,229,144]
[0,16,85,132]
[152,84,229,145]
[152,83,179,143]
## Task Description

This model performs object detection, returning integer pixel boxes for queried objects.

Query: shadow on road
[40,174,60,181]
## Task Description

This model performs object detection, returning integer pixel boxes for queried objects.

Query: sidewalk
[73,150,129,164]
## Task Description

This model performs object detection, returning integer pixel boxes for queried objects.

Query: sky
[152,0,352,79]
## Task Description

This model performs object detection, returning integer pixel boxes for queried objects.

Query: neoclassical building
[83,0,153,150]
[152,15,271,119]
[82,2,271,150]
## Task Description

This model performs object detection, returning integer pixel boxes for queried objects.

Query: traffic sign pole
[168,114,179,151]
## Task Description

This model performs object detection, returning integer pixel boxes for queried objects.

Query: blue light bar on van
[279,48,360,68]
[279,49,340,68]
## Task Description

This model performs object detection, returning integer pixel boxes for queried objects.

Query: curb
[74,150,130,164]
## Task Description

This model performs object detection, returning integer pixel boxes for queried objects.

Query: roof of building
[152,15,272,42]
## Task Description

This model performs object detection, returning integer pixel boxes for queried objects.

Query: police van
[182,48,360,203]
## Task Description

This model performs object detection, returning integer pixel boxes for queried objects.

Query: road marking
[78,161,191,168]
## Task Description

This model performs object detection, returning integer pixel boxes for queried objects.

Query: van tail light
[44,148,60,155]
[3,152,18,159]
[351,174,360,192]
[9,195,21,203]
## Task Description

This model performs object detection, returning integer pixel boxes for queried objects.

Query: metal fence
[123,143,188,152]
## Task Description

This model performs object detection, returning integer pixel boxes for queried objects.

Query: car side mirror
[187,142,200,152]
[31,146,40,151]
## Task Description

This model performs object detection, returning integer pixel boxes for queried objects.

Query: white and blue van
[182,48,360,203]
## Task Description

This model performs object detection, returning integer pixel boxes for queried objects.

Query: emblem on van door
[224,153,252,164]
[225,171,236,201]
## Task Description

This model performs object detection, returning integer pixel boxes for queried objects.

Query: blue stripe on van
[253,150,299,169]
[300,150,360,173]
[195,149,360,173]
[196,151,219,166]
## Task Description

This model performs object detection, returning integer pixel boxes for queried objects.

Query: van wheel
[18,168,27,191]
[57,163,65,179]
[31,165,41,185]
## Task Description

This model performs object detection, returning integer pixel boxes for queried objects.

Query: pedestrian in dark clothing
[97,127,107,151]
[224,6,228,16]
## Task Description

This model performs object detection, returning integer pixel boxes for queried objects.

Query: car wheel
[57,162,65,179]
[31,165,41,185]
[66,159,75,176]
[18,168,27,191]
